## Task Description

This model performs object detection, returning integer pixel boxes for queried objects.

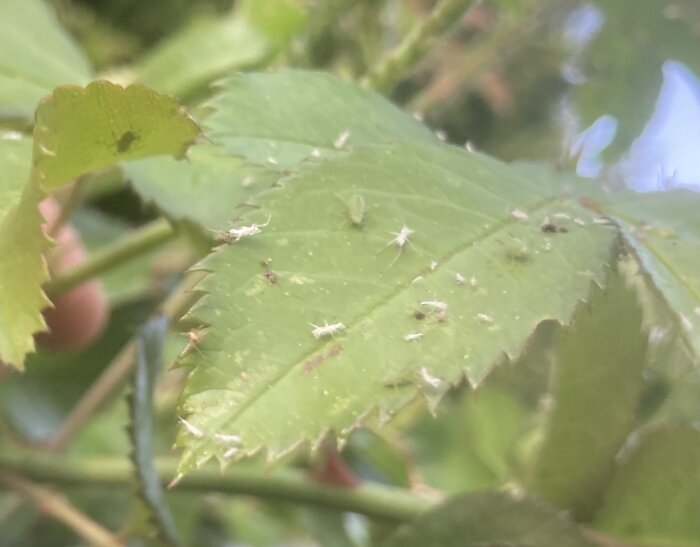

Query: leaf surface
[594,426,700,545]
[0,0,92,119]
[203,71,437,168]
[175,142,619,474]
[134,17,268,100]
[527,269,646,519]
[0,83,198,367]
[0,135,48,366]
[383,491,593,547]
[597,189,700,360]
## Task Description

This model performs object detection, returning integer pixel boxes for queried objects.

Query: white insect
[216,216,271,244]
[412,276,424,284]
[510,209,529,221]
[266,156,278,165]
[404,332,423,342]
[1,131,22,141]
[434,129,447,142]
[419,367,442,388]
[680,313,694,332]
[574,217,586,226]
[179,417,204,438]
[553,212,571,220]
[412,111,424,122]
[430,260,439,271]
[476,313,494,324]
[469,275,478,287]
[465,141,476,153]
[310,322,346,339]
[214,432,242,444]
[242,176,255,187]
[310,148,322,158]
[455,272,466,285]
[389,225,414,249]
[223,447,239,459]
[421,300,448,311]
[334,129,351,149]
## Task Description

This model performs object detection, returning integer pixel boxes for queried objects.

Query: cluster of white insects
[179,418,242,459]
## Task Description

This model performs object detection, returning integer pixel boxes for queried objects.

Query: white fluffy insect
[430,260,439,271]
[510,208,529,221]
[334,129,351,149]
[214,432,242,444]
[421,300,448,311]
[469,275,478,287]
[455,272,466,285]
[215,216,271,244]
[476,313,494,324]
[310,321,346,339]
[179,417,204,438]
[574,217,586,226]
[553,212,571,220]
[404,332,423,342]
[389,225,414,248]
[310,148,322,158]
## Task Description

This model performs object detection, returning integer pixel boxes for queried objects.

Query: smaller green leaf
[527,268,646,519]
[384,491,593,547]
[0,136,48,367]
[135,17,269,100]
[204,70,437,167]
[125,143,280,232]
[598,189,700,361]
[0,0,92,119]
[33,81,201,189]
[594,426,700,545]
[129,315,181,546]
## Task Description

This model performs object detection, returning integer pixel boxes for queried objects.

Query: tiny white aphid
[469,275,478,287]
[310,321,346,339]
[242,176,255,187]
[421,300,448,311]
[412,275,424,284]
[266,156,278,165]
[310,147,322,158]
[214,432,242,444]
[334,129,351,149]
[430,260,439,271]
[593,217,613,225]
[179,417,204,438]
[574,217,586,226]
[476,313,494,324]
[553,212,571,220]
[404,332,423,342]
[419,367,442,388]
[389,225,414,248]
[465,141,476,153]
[510,208,529,221]
[223,447,239,459]
[217,216,271,244]
[412,111,424,122]
[455,272,466,285]
[435,129,447,142]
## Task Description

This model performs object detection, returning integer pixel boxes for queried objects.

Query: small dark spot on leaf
[263,269,278,283]
[413,310,426,320]
[541,223,558,233]
[116,130,138,153]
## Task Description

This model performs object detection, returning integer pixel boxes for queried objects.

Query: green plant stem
[46,272,205,453]
[361,0,475,92]
[0,455,434,524]
[0,471,122,547]
[44,218,176,298]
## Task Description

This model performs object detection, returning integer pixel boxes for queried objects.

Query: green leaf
[383,491,593,547]
[134,17,269,101]
[526,268,646,519]
[0,135,48,366]
[125,144,280,232]
[33,81,201,189]
[594,426,700,545]
[174,142,619,475]
[128,315,181,546]
[236,0,309,46]
[576,0,700,157]
[203,71,437,168]
[0,0,92,119]
[0,82,199,368]
[597,189,700,360]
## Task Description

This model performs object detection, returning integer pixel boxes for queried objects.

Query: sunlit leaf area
[0,0,699,545]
